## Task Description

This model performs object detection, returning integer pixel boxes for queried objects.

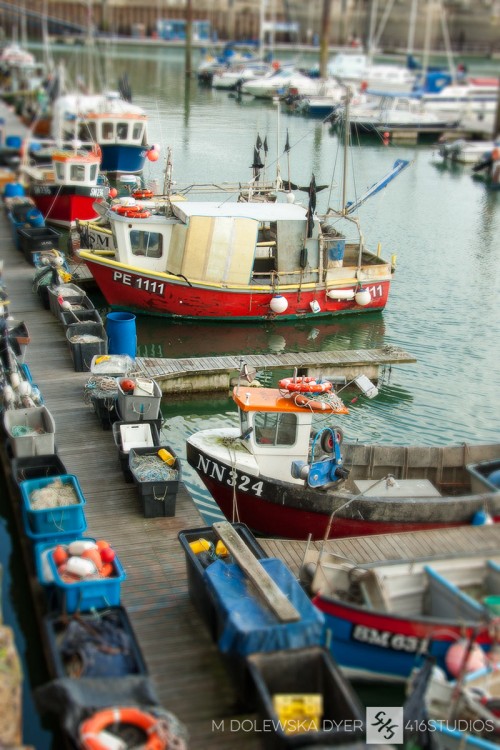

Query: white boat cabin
[52,151,101,187]
[108,199,344,287]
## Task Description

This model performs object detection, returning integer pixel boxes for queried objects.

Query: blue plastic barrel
[3,182,25,199]
[106,311,137,358]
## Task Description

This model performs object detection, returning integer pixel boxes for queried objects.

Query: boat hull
[186,441,500,540]
[313,596,494,682]
[30,185,108,228]
[81,253,391,321]
[100,144,147,175]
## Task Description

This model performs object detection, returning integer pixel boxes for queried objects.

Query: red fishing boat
[22,146,108,228]
[186,382,500,540]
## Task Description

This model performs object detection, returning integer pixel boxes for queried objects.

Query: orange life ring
[92,143,102,161]
[113,204,142,215]
[134,210,151,219]
[293,393,330,411]
[80,707,167,750]
[279,376,332,394]
[132,189,154,199]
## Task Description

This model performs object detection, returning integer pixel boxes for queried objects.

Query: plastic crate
[90,392,119,431]
[11,453,68,485]
[246,647,365,749]
[112,420,161,483]
[19,474,87,536]
[66,322,108,372]
[129,446,181,518]
[3,406,56,457]
[60,308,103,329]
[42,606,148,678]
[178,523,266,642]
[17,226,61,265]
[47,547,126,613]
[117,377,162,422]
[90,354,134,378]
[466,459,500,494]
[34,536,95,587]
[47,283,91,321]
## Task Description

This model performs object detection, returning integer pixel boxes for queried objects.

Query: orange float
[79,707,167,750]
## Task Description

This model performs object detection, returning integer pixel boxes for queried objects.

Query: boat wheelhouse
[22,148,108,228]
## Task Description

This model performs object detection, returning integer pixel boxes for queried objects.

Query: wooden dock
[133,346,416,395]
[0,210,261,748]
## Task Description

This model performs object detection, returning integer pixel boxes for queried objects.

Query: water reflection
[130,313,387,359]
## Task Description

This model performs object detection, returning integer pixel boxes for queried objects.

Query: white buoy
[355,288,371,306]
[18,381,32,397]
[326,289,355,300]
[10,372,20,389]
[270,295,288,314]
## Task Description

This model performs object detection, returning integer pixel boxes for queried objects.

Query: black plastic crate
[129,446,181,518]
[42,606,149,679]
[66,322,108,372]
[246,647,365,749]
[17,226,61,264]
[10,453,67,485]
[112,420,161,483]
[91,392,119,430]
[178,523,266,642]
[60,308,103,329]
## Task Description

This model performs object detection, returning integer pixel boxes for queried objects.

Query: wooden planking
[134,346,417,386]
[213,521,301,622]
[0,156,261,749]
[258,525,500,578]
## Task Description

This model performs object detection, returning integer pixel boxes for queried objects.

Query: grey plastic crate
[47,283,92,321]
[129,446,181,518]
[4,406,56,457]
[117,377,162,422]
[466,460,500,494]
[60,308,103,329]
[66,323,108,372]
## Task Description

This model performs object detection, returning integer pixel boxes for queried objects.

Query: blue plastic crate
[34,537,96,587]
[19,474,87,537]
[47,549,127,613]
[21,502,87,543]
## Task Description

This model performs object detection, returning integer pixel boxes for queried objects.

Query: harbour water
[0,42,499,747]
[80,44,500,524]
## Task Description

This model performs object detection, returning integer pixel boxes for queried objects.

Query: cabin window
[132,123,143,141]
[55,163,65,180]
[70,164,86,182]
[254,412,297,446]
[102,122,114,140]
[117,122,128,140]
[89,164,98,181]
[130,229,163,258]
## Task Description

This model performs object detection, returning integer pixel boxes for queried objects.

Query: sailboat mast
[407,0,418,58]
[341,89,350,216]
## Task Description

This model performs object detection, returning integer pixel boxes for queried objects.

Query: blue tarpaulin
[203,557,325,656]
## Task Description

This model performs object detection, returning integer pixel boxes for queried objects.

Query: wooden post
[185,0,192,77]
[319,0,331,80]
[493,77,500,139]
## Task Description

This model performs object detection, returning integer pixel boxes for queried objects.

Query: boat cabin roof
[233,387,316,413]
[172,201,307,223]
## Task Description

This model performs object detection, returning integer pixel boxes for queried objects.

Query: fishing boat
[21,146,108,228]
[51,92,151,176]
[186,381,500,541]
[303,546,500,684]
[77,107,409,321]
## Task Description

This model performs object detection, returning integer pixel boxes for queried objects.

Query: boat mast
[341,89,350,216]
[407,0,418,58]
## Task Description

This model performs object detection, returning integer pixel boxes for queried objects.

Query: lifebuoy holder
[279,376,332,394]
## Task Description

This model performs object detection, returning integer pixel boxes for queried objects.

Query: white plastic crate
[120,423,155,453]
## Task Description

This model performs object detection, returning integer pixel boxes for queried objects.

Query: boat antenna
[163,146,173,201]
[284,129,291,191]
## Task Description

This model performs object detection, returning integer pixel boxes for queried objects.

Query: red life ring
[132,189,154,199]
[279,376,332,394]
[113,204,142,216]
[293,393,330,411]
[80,707,167,750]
[134,210,151,219]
